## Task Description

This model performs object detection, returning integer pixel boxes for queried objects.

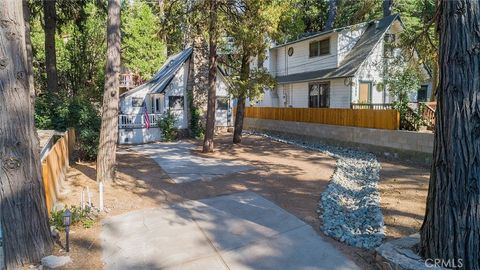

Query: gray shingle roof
[121,47,193,97]
[276,14,399,84]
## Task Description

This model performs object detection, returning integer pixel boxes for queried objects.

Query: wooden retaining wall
[41,128,75,214]
[244,107,400,130]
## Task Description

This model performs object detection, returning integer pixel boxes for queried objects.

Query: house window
[309,82,330,108]
[384,33,396,58]
[131,97,143,107]
[309,39,330,57]
[417,85,428,102]
[216,97,229,110]
[169,96,184,110]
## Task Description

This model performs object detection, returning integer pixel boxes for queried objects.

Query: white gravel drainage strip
[246,131,385,249]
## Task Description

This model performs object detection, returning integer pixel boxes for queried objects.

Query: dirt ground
[52,133,430,270]
[378,158,430,239]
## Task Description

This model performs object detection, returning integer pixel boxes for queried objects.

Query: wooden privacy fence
[41,128,75,215]
[244,107,400,130]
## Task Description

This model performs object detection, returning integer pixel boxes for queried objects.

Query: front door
[358,82,372,103]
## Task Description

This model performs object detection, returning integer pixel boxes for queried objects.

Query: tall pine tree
[420,0,480,269]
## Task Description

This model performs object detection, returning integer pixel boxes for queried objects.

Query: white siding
[330,79,351,108]
[164,60,189,129]
[271,78,351,109]
[215,72,233,126]
[120,86,151,115]
[337,25,366,65]
[353,36,385,104]
[274,33,338,76]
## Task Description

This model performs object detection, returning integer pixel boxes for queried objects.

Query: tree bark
[430,52,438,101]
[0,1,53,268]
[96,0,121,183]
[233,54,250,144]
[324,0,337,31]
[23,0,34,98]
[382,0,392,17]
[43,0,57,94]
[420,1,480,269]
[202,0,217,153]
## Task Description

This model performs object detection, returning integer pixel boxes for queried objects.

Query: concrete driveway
[101,192,360,270]
[124,142,254,183]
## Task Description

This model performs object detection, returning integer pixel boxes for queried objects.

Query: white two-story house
[253,14,432,109]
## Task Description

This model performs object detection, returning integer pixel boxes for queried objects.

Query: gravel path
[246,131,384,249]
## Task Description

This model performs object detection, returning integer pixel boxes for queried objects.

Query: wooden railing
[119,73,142,88]
[350,103,393,110]
[244,107,400,130]
[422,102,436,130]
[119,113,163,128]
[41,128,75,215]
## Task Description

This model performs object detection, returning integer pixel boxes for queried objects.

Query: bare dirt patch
[378,158,430,239]
[51,133,430,269]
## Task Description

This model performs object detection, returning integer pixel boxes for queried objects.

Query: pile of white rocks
[247,131,384,249]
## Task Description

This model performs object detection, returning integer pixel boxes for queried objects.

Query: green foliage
[35,95,101,160]
[158,0,187,54]
[230,68,277,102]
[190,106,205,139]
[385,63,426,131]
[394,0,437,83]
[50,205,95,231]
[276,0,327,42]
[223,0,283,101]
[158,110,178,142]
[335,0,381,27]
[122,2,167,80]
[392,99,424,131]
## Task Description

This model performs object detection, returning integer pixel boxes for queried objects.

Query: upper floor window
[131,97,143,107]
[383,33,396,58]
[169,96,184,110]
[309,39,330,57]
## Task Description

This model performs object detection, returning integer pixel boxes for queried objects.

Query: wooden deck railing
[350,103,393,110]
[422,102,436,130]
[244,107,400,130]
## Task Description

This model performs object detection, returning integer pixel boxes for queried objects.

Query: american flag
[143,102,150,129]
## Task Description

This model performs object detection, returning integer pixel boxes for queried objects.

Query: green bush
[158,110,177,141]
[393,101,425,131]
[190,106,205,139]
[50,205,95,231]
[35,95,101,161]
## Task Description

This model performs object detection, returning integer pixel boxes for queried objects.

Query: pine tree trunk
[430,53,438,101]
[43,0,57,94]
[420,1,480,269]
[96,0,121,183]
[233,54,250,144]
[0,1,53,268]
[324,0,337,31]
[24,0,34,98]
[383,0,392,17]
[202,0,217,153]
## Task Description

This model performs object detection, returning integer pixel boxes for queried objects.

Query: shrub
[50,205,95,231]
[35,95,101,161]
[158,110,177,141]
[190,106,205,139]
